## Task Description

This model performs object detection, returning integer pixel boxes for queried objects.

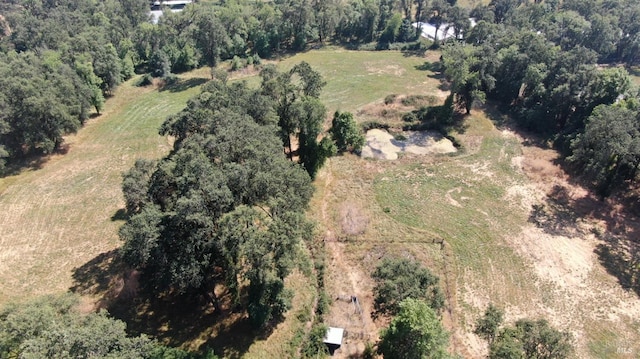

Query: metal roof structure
[323,327,345,346]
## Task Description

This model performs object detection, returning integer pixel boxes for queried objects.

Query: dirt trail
[320,161,379,358]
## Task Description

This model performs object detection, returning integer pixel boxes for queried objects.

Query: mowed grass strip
[276,48,443,113]
[0,76,203,304]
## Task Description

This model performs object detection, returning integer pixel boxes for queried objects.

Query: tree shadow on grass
[480,103,640,298]
[70,249,123,301]
[71,250,276,357]
[111,208,128,221]
[0,144,72,178]
[159,77,208,93]
[414,61,441,72]
[595,239,640,296]
[521,156,640,298]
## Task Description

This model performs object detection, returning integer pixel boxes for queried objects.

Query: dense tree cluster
[0,294,212,359]
[371,257,445,317]
[438,0,640,195]
[568,102,640,196]
[120,65,335,328]
[4,0,640,175]
[475,304,573,359]
[0,0,146,170]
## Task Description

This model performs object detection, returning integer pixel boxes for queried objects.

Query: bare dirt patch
[361,129,457,160]
[498,131,640,358]
[363,62,405,76]
[340,202,369,236]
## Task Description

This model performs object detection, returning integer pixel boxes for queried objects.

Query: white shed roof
[323,327,345,346]
[412,18,477,41]
[412,22,457,41]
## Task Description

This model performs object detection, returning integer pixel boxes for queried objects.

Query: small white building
[149,0,193,24]
[412,18,477,41]
[323,327,345,354]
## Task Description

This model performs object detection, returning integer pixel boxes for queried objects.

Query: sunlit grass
[0,75,203,304]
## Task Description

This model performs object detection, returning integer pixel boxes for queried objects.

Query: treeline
[0,0,147,170]
[2,0,640,173]
[439,0,640,196]
[0,0,424,170]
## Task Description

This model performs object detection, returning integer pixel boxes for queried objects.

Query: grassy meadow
[0,77,200,304]
[0,48,639,358]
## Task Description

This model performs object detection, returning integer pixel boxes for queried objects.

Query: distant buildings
[149,0,193,24]
[412,18,477,41]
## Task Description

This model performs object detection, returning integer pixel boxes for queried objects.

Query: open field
[311,111,640,358]
[291,50,640,357]
[0,77,199,304]
[1,48,639,358]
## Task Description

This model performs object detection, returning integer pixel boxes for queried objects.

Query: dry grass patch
[313,108,640,358]
[0,76,203,305]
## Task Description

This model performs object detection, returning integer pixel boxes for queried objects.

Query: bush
[136,73,153,87]
[329,111,365,153]
[210,67,228,82]
[401,94,437,107]
[475,304,504,344]
[372,257,445,317]
[230,55,244,71]
[301,324,329,358]
[361,121,390,131]
[252,53,262,65]
[403,94,456,132]
[149,49,171,78]
[163,73,179,86]
[316,291,330,318]
[488,319,573,359]
[384,94,398,105]
[378,299,450,359]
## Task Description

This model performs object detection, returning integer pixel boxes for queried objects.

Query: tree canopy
[568,104,640,197]
[372,257,445,317]
[0,294,209,359]
[474,304,573,359]
[330,111,365,154]
[120,69,324,328]
[378,298,451,359]
[489,319,573,359]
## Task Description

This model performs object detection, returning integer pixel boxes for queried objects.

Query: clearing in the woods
[0,49,638,358]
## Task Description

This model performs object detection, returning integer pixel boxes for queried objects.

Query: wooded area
[2,0,639,193]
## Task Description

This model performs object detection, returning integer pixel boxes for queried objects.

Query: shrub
[136,73,153,87]
[252,53,262,65]
[230,55,244,71]
[330,111,365,153]
[378,299,450,359]
[372,257,445,317]
[361,121,389,131]
[384,94,398,105]
[301,324,329,358]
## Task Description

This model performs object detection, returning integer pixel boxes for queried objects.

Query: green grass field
[0,78,202,304]
[275,48,444,113]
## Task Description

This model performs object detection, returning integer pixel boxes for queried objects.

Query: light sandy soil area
[459,130,640,358]
[361,129,457,160]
